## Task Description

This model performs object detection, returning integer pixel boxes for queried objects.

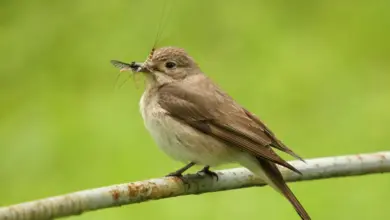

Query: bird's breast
[139,90,238,165]
[139,90,189,162]
[139,90,165,123]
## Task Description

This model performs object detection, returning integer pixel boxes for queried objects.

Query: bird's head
[131,47,202,85]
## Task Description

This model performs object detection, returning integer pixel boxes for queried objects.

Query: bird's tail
[257,158,311,220]
[237,155,311,220]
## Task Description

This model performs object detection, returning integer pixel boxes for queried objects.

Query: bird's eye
[165,61,176,69]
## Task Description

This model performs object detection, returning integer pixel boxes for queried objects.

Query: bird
[111,46,311,220]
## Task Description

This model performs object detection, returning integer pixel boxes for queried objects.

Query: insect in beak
[111,46,155,74]
[110,60,144,73]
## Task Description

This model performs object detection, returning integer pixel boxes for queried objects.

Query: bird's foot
[165,162,196,184]
[165,170,184,178]
[165,171,188,184]
[197,166,219,181]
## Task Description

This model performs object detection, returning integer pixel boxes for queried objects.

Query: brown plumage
[128,46,310,220]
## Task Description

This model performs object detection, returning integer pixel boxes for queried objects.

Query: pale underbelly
[139,95,267,182]
[144,114,239,166]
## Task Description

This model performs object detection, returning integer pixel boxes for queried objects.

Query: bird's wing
[158,76,302,173]
[243,108,304,161]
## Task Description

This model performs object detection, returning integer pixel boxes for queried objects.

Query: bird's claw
[197,166,219,181]
[165,172,188,184]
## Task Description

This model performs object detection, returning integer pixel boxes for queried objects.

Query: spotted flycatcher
[111,46,311,220]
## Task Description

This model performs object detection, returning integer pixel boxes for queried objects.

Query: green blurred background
[1,0,389,219]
